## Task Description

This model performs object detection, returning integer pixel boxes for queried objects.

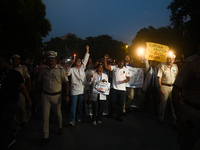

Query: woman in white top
[89,63,108,125]
[66,46,90,126]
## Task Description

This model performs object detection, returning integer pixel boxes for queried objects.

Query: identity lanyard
[97,74,102,81]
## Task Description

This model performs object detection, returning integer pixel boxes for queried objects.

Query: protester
[123,54,135,114]
[0,54,32,149]
[36,51,69,146]
[58,56,68,71]
[89,63,109,125]
[66,45,90,127]
[86,57,94,70]
[104,54,130,122]
[142,60,159,114]
[157,53,178,127]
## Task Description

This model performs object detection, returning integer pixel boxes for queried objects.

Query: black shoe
[58,128,63,135]
[159,121,164,125]
[173,124,178,130]
[123,112,127,116]
[116,117,123,122]
[21,121,27,127]
[40,138,49,146]
[107,114,114,119]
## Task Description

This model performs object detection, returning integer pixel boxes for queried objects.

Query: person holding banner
[66,45,90,127]
[104,54,130,122]
[142,60,159,114]
[157,53,178,127]
[89,64,109,125]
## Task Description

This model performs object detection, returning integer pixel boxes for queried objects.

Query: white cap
[11,54,20,59]
[46,51,57,58]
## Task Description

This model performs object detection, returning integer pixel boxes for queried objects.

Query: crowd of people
[0,41,200,150]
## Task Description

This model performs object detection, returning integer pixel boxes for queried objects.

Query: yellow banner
[145,42,169,62]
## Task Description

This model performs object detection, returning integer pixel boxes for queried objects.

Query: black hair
[0,54,11,64]
[60,56,65,60]
[96,63,103,68]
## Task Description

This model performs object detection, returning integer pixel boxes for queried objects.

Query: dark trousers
[0,102,18,150]
[92,95,106,121]
[144,86,159,113]
[109,89,126,118]
[177,117,200,150]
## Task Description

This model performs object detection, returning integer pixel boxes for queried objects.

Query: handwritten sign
[126,67,144,88]
[145,42,169,62]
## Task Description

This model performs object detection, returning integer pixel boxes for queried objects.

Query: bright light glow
[126,45,129,49]
[137,47,145,56]
[168,51,176,58]
[73,54,76,60]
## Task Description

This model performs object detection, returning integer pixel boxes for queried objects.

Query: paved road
[9,104,200,150]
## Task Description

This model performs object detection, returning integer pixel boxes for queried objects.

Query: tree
[85,35,126,61]
[130,26,184,58]
[0,0,51,57]
[168,0,200,54]
[43,34,127,62]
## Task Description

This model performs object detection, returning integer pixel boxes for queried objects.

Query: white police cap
[11,54,20,59]
[46,51,57,58]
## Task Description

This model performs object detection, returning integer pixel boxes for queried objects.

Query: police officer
[157,53,178,126]
[37,51,69,146]
[172,40,200,150]
[11,54,31,126]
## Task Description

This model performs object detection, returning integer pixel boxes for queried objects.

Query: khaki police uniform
[173,54,200,149]
[157,62,178,123]
[11,54,31,123]
[38,51,68,139]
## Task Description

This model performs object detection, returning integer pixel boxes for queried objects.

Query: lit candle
[74,54,76,60]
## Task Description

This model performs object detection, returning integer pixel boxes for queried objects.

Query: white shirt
[143,60,159,91]
[90,72,108,101]
[67,53,90,95]
[157,63,178,85]
[111,65,129,91]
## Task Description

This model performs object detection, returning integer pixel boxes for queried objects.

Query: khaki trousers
[123,87,134,113]
[159,85,176,123]
[41,93,62,138]
[18,92,27,122]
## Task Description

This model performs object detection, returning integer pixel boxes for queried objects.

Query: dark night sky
[42,0,173,44]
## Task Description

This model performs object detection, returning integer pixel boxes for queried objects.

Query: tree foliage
[168,0,200,52]
[130,26,185,58]
[43,34,127,62]
[0,0,51,57]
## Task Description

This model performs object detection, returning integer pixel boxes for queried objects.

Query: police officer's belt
[43,90,61,95]
[162,83,173,86]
